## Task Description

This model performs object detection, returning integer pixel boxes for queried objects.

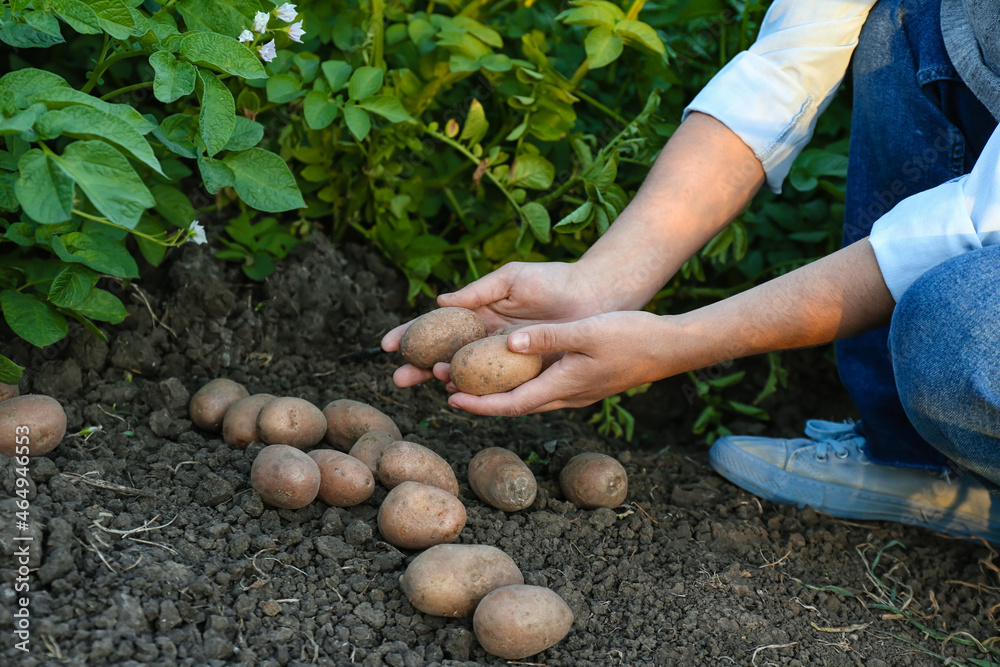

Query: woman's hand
[443,311,671,416]
[381,261,611,388]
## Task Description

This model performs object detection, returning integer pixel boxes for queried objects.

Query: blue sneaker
[710,420,1000,543]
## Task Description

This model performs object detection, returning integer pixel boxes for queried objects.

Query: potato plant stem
[625,0,647,20]
[575,90,627,125]
[82,49,154,94]
[418,122,523,220]
[370,0,385,70]
[71,209,185,246]
[100,81,154,101]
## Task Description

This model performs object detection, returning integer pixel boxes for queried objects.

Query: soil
[1,236,998,667]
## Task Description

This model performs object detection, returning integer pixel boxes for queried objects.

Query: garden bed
[1,237,996,666]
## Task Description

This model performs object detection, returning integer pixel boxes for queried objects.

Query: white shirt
[682,0,1000,302]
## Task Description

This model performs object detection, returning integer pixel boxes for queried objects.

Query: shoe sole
[710,439,1000,544]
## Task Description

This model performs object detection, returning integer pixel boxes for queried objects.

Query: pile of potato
[190,365,631,660]
[0,384,67,458]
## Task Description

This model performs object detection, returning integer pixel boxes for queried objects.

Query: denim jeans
[837,0,998,468]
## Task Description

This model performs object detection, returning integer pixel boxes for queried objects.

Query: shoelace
[804,419,867,462]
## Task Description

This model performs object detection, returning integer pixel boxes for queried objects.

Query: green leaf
[0,18,65,48]
[15,150,75,224]
[73,287,127,323]
[51,141,155,229]
[0,289,68,348]
[35,106,165,175]
[24,11,64,38]
[357,95,409,122]
[196,69,235,158]
[149,51,198,104]
[266,73,303,104]
[197,155,235,194]
[179,32,266,79]
[223,116,264,151]
[81,0,135,40]
[236,88,260,114]
[613,19,665,54]
[48,264,98,308]
[26,88,155,135]
[151,184,197,228]
[303,91,338,130]
[343,105,371,141]
[222,148,305,212]
[50,0,102,34]
[0,68,69,108]
[348,66,383,101]
[508,153,555,190]
[521,202,550,243]
[176,0,257,37]
[152,114,196,159]
[321,60,352,92]
[595,157,617,190]
[52,231,139,278]
[0,355,24,385]
[557,5,617,28]
[242,250,274,281]
[0,104,45,137]
[459,99,488,145]
[725,400,769,419]
[4,222,35,246]
[585,25,623,68]
[135,216,168,266]
[294,53,320,83]
[554,200,595,233]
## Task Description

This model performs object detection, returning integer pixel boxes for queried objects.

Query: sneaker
[709,420,1000,543]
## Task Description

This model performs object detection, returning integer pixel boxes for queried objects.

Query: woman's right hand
[381,260,611,388]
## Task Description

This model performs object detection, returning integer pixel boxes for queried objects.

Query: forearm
[578,112,766,311]
[659,239,895,373]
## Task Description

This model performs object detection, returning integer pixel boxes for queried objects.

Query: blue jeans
[838,0,998,468]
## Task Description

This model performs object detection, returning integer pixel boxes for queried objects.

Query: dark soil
[1,237,998,666]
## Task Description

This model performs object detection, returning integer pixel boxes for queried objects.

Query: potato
[0,382,19,403]
[256,397,327,449]
[222,394,275,449]
[309,449,375,507]
[250,444,321,509]
[468,447,537,512]
[377,481,467,550]
[0,395,67,457]
[401,307,488,369]
[559,452,628,509]
[473,585,574,659]
[400,544,524,617]
[323,399,402,451]
[348,430,396,475]
[189,379,249,432]
[450,336,542,396]
[377,440,459,496]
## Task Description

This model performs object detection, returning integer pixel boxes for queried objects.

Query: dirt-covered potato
[377,440,459,496]
[250,444,321,509]
[0,382,19,402]
[473,585,574,659]
[450,336,542,396]
[309,449,375,507]
[322,399,402,451]
[348,430,396,475]
[256,397,327,449]
[222,394,275,450]
[377,481,467,550]
[400,307,488,369]
[559,452,628,509]
[468,447,537,512]
[0,395,67,457]
[189,379,250,432]
[400,544,524,617]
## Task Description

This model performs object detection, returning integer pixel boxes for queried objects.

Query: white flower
[275,3,297,22]
[187,220,207,245]
[253,11,269,33]
[287,21,305,43]
[258,39,277,63]
[238,29,254,43]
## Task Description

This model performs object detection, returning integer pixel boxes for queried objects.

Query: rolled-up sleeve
[869,125,1000,301]
[683,0,876,191]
